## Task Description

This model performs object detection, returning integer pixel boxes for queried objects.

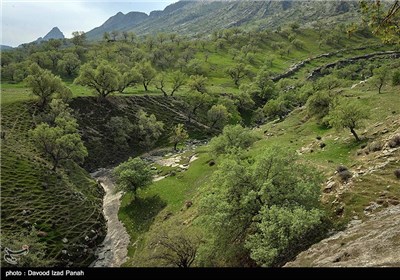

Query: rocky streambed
[90,169,130,267]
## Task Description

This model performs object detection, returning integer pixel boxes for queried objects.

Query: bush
[394,169,400,179]
[336,165,348,173]
[368,141,384,152]
[392,71,400,86]
[336,165,352,182]
[388,134,400,148]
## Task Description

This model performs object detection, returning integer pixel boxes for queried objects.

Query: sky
[1,0,176,47]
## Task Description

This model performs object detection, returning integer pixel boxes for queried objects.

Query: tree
[360,0,400,44]
[107,116,134,149]
[328,99,368,141]
[263,98,290,121]
[245,206,323,267]
[58,53,80,77]
[189,75,208,94]
[170,71,187,96]
[208,124,259,156]
[371,66,389,94]
[306,91,335,122]
[226,63,250,87]
[207,104,230,129]
[198,147,324,266]
[234,90,255,112]
[169,124,189,151]
[111,30,120,41]
[103,32,110,42]
[150,232,199,267]
[30,117,87,170]
[136,62,156,91]
[74,62,120,99]
[71,31,86,46]
[25,64,72,108]
[135,109,164,149]
[112,157,153,198]
[253,69,276,101]
[182,91,212,122]
[118,68,141,93]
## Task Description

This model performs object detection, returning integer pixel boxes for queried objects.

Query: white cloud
[1,1,175,47]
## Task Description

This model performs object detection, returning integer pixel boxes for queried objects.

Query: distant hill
[86,0,360,40]
[35,27,65,43]
[0,45,13,51]
[85,11,148,40]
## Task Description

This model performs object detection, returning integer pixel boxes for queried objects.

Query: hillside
[86,0,360,40]
[1,4,399,267]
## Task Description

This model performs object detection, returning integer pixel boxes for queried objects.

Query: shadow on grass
[120,195,166,234]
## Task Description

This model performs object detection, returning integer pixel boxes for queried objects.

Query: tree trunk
[174,142,178,151]
[378,83,383,94]
[350,127,360,141]
[143,82,148,91]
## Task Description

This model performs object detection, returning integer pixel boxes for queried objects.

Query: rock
[62,238,68,244]
[22,220,31,227]
[320,142,326,149]
[364,202,381,215]
[61,250,67,255]
[185,201,193,208]
[324,181,336,193]
[37,231,48,237]
[85,236,90,241]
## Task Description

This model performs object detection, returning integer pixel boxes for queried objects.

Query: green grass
[119,149,215,264]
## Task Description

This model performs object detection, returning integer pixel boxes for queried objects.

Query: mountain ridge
[85,0,360,40]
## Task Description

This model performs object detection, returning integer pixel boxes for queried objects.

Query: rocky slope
[285,205,400,267]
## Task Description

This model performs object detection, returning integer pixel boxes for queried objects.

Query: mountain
[85,11,148,40]
[86,0,359,40]
[0,45,13,51]
[35,27,65,43]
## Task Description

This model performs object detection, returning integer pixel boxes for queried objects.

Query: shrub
[338,170,353,182]
[388,134,400,148]
[336,165,348,173]
[394,169,400,179]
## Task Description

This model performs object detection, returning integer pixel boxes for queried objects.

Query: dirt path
[90,169,130,267]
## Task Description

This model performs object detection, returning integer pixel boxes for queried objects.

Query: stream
[90,169,130,267]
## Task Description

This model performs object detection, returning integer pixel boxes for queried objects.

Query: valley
[1,0,399,269]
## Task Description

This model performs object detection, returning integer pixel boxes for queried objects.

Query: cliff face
[285,205,400,267]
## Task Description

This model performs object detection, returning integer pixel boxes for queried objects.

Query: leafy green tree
[245,206,323,267]
[118,67,141,93]
[263,98,290,121]
[306,91,335,122]
[371,66,389,94]
[71,31,86,46]
[207,104,230,129]
[253,69,276,101]
[107,116,134,149]
[135,109,164,149]
[234,90,255,112]
[103,32,110,42]
[74,62,120,99]
[182,91,212,122]
[30,117,87,170]
[170,71,187,96]
[198,147,324,267]
[113,157,154,198]
[25,64,72,108]
[360,0,400,44]
[327,99,368,141]
[208,124,259,156]
[137,62,157,91]
[58,53,80,77]
[189,75,208,94]
[169,124,189,151]
[226,63,250,87]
